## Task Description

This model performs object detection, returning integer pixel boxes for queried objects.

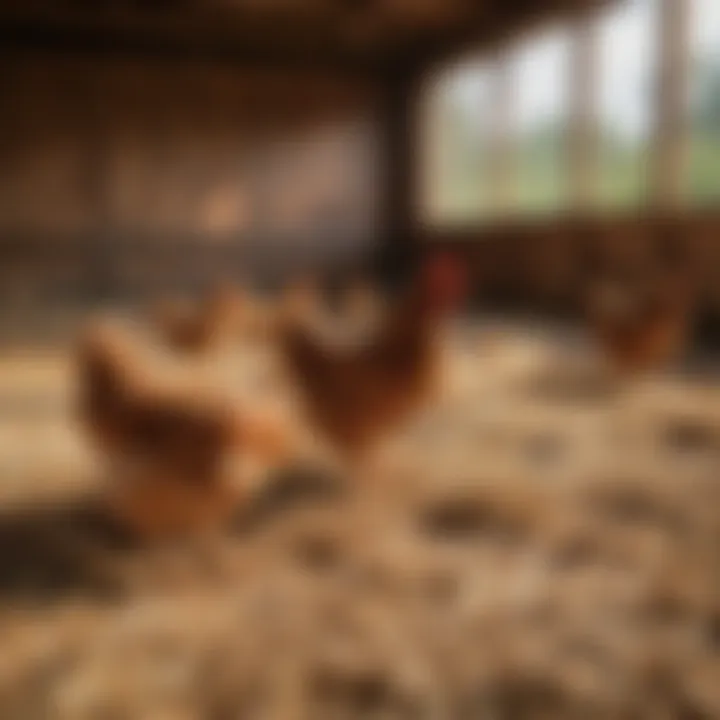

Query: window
[688,0,720,203]
[421,0,718,228]
[596,0,658,209]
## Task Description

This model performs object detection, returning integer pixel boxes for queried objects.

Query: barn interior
[0,0,719,718]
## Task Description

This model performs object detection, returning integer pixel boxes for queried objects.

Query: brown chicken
[278,253,467,465]
[228,275,324,345]
[153,281,245,355]
[588,267,695,377]
[340,276,384,329]
[280,275,325,325]
[76,321,289,537]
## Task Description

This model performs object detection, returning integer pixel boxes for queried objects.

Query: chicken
[339,276,384,330]
[225,276,323,346]
[152,281,245,355]
[277,253,467,465]
[279,274,381,341]
[279,275,325,326]
[588,267,695,377]
[76,321,289,537]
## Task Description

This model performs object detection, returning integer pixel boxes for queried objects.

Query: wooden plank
[0,50,383,300]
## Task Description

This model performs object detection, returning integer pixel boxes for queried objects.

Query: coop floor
[0,318,718,719]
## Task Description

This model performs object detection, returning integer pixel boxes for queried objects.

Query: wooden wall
[0,49,382,308]
[423,210,720,320]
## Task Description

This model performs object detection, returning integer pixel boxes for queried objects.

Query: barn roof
[0,0,609,72]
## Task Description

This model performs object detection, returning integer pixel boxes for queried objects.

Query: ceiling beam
[0,0,618,73]
[0,4,385,73]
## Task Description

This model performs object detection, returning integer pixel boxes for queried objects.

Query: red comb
[422,251,467,309]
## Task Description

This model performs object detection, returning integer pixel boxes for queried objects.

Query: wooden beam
[0,0,620,76]
[488,51,516,217]
[377,64,422,284]
[567,11,599,211]
[0,6,384,74]
[651,0,690,208]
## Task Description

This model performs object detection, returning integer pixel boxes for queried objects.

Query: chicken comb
[422,250,468,308]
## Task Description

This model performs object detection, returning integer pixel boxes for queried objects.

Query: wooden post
[568,11,598,213]
[417,69,441,231]
[652,0,690,208]
[488,50,515,217]
[377,64,419,285]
